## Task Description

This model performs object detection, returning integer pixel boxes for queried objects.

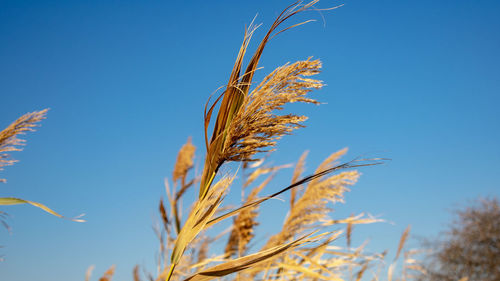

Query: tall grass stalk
[159,1,384,280]
[91,1,428,280]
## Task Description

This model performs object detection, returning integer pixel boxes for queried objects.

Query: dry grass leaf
[0,109,47,183]
[199,20,258,199]
[246,230,360,280]
[206,157,384,228]
[166,177,233,281]
[0,197,85,222]
[184,232,318,281]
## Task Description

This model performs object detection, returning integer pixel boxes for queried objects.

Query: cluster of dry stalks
[104,2,425,281]
[0,1,432,280]
[103,1,428,281]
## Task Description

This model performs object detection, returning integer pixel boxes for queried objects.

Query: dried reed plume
[170,137,197,233]
[222,58,322,163]
[0,109,48,183]
[0,109,84,222]
[264,149,360,249]
[173,137,196,185]
[199,0,328,199]
[225,165,288,257]
[388,226,427,281]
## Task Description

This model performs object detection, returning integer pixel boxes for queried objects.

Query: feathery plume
[199,0,325,199]
[222,58,322,163]
[172,137,196,185]
[225,172,277,257]
[265,149,359,248]
[0,109,48,183]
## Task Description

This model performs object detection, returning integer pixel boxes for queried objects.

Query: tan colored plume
[0,109,48,183]
[199,0,325,199]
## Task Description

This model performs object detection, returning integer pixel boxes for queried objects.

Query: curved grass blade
[183,231,320,281]
[0,197,85,222]
[165,178,232,281]
[206,158,388,227]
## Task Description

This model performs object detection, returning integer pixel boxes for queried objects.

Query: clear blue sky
[1,0,499,280]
